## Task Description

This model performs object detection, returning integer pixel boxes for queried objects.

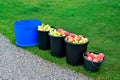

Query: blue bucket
[14,20,42,47]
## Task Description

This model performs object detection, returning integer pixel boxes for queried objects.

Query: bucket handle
[24,26,32,30]
[24,21,32,30]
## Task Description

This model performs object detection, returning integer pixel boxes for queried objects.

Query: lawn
[0,0,120,79]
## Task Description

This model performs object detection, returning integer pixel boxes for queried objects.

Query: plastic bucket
[14,20,42,47]
[37,30,50,50]
[65,39,89,66]
[83,52,104,72]
[49,34,66,58]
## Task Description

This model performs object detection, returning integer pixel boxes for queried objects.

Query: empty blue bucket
[14,19,42,47]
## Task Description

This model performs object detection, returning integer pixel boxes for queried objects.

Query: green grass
[0,0,120,79]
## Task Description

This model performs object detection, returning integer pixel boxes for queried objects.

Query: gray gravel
[0,34,92,80]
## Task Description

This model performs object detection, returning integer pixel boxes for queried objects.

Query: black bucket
[49,34,66,58]
[65,39,89,66]
[83,52,104,72]
[37,30,50,50]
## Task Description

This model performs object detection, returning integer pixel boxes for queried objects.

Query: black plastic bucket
[65,40,89,66]
[37,30,50,50]
[49,34,66,58]
[83,52,104,72]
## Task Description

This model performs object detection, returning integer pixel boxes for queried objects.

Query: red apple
[69,33,76,38]
[57,28,64,33]
[64,31,70,36]
[66,36,69,40]
[86,52,90,56]
[66,36,74,42]
[93,58,99,62]
[87,56,92,61]
[85,52,104,62]
[77,36,82,41]
[93,54,98,59]
[99,53,104,58]
[89,53,94,59]
[59,30,65,35]
[97,56,104,62]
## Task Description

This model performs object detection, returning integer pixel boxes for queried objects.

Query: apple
[37,23,51,31]
[89,53,94,59]
[76,35,82,41]
[82,38,88,43]
[85,52,105,62]
[86,52,90,56]
[99,53,104,58]
[66,36,74,42]
[69,33,76,38]
[93,54,98,59]
[49,28,70,37]
[57,28,64,33]
[93,59,99,62]
[87,56,92,61]
[59,30,66,35]
[97,56,104,62]
[64,31,70,36]
[65,34,88,44]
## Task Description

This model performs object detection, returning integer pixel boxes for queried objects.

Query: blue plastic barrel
[14,20,42,47]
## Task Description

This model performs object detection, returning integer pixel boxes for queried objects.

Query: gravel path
[0,34,92,80]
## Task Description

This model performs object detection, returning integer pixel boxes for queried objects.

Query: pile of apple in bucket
[37,23,105,72]
[83,52,105,72]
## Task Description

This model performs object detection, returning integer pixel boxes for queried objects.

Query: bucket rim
[14,19,42,25]
[48,33,66,38]
[37,29,49,33]
[37,26,55,32]
[64,38,89,46]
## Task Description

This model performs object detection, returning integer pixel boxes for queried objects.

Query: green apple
[49,28,67,37]
[37,23,51,31]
